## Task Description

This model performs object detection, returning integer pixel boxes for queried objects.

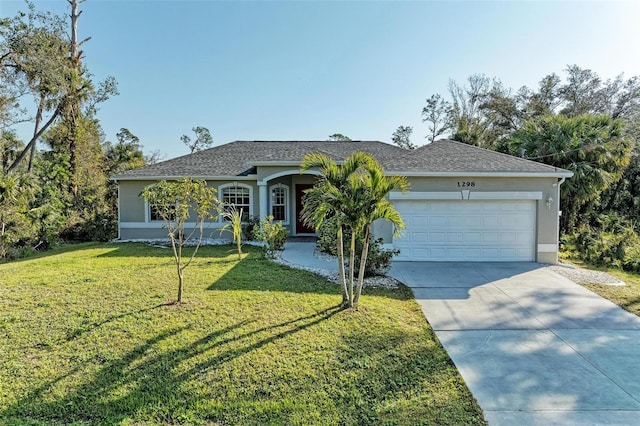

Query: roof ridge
[432,139,565,172]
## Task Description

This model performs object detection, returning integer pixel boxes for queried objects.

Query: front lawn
[0,243,485,425]
[579,268,640,317]
[559,250,640,318]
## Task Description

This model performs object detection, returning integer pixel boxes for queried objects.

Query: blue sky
[2,0,640,159]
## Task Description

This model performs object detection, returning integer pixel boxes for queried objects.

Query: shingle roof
[395,139,571,174]
[112,139,572,179]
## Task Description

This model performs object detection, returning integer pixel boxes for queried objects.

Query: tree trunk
[67,0,87,200]
[27,94,46,172]
[353,225,371,309]
[336,225,349,306]
[7,106,60,173]
[177,265,184,304]
[348,231,356,308]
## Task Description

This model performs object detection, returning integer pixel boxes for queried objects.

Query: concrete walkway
[281,242,640,425]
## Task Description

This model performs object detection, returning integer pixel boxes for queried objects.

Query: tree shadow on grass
[207,251,413,301]
[96,243,246,259]
[64,302,168,342]
[335,326,486,425]
[1,305,344,425]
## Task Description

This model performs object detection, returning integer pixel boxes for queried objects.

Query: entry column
[258,183,268,219]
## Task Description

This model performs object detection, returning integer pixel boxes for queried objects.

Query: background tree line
[0,1,212,259]
[393,65,640,270]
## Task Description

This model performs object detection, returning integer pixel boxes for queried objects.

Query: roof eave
[249,161,304,166]
[385,171,574,178]
[110,175,257,182]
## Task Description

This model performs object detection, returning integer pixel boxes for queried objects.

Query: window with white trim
[147,201,176,222]
[270,184,289,223]
[220,184,252,222]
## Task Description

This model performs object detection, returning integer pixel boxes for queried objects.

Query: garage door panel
[430,232,446,243]
[483,232,499,243]
[393,200,536,262]
[448,232,463,243]
[429,216,447,226]
[483,216,499,227]
[448,216,463,226]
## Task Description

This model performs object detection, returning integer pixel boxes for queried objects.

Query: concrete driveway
[389,262,640,426]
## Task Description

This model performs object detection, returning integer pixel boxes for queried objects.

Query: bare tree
[422,94,451,143]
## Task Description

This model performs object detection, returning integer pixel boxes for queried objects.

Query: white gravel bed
[546,263,625,286]
[272,251,401,289]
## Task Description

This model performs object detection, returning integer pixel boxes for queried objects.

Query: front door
[295,184,316,234]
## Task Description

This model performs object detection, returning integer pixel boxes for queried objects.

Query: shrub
[572,213,640,272]
[242,216,260,241]
[253,215,288,257]
[59,212,117,242]
[316,215,340,255]
[317,217,399,276]
[355,237,399,277]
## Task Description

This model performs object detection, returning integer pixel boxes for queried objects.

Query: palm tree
[301,152,371,306]
[508,114,632,232]
[301,151,409,308]
[352,161,408,308]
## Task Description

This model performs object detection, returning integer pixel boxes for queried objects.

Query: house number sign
[457,181,476,188]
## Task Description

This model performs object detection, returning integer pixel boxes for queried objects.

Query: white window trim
[218,182,253,223]
[269,183,290,225]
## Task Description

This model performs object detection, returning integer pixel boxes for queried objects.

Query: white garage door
[393,200,536,261]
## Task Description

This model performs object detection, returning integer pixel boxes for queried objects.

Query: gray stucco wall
[117,173,564,263]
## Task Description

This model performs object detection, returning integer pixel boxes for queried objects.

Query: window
[220,184,252,222]
[148,202,175,222]
[149,204,163,221]
[271,184,289,223]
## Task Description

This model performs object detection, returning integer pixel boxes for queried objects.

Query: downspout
[556,177,566,261]
[116,180,121,240]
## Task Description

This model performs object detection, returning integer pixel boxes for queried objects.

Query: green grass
[582,269,640,317]
[560,250,640,317]
[0,243,485,425]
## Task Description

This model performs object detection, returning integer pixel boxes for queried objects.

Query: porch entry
[295,184,315,234]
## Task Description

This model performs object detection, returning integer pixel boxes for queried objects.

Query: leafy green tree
[602,151,640,220]
[327,133,351,141]
[423,66,640,150]
[508,114,633,232]
[0,171,38,258]
[391,125,415,149]
[1,2,70,172]
[301,151,408,309]
[103,128,146,175]
[181,126,213,153]
[1,131,23,173]
[141,178,219,304]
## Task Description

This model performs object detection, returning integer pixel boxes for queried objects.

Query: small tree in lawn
[141,178,219,304]
[221,205,244,259]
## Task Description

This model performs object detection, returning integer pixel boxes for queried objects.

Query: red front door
[295,184,316,234]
